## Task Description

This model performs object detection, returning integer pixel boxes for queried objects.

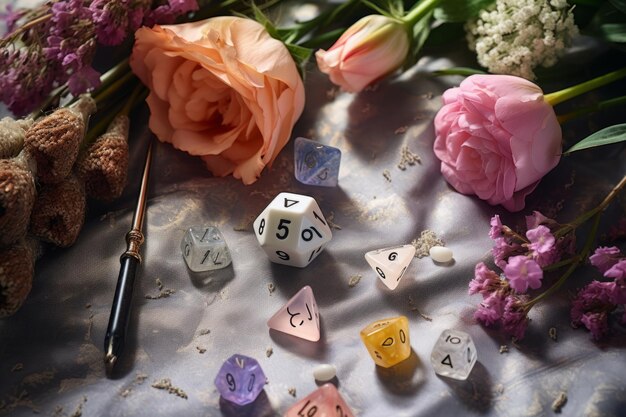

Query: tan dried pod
[0,117,33,158]
[0,152,37,247]
[0,238,40,318]
[24,95,96,184]
[76,114,129,201]
[30,173,86,247]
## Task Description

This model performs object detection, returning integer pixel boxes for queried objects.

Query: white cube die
[181,226,232,272]
[430,329,477,380]
[253,192,332,267]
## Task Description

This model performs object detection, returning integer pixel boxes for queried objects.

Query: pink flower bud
[315,15,410,93]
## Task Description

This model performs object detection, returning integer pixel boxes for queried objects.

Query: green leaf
[564,124,626,154]
[570,0,606,6]
[609,0,626,15]
[600,23,626,42]
[432,67,486,76]
[285,43,312,65]
[434,0,495,22]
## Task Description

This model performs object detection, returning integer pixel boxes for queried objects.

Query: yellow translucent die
[360,315,411,368]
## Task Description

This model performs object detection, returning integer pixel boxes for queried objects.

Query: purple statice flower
[504,255,543,293]
[474,292,506,326]
[489,215,504,239]
[0,4,25,35]
[580,312,609,341]
[526,225,558,267]
[469,262,502,297]
[570,280,617,340]
[502,295,529,340]
[525,211,548,229]
[605,260,626,304]
[68,66,102,96]
[0,46,57,115]
[143,0,198,26]
[492,237,522,269]
[590,246,623,274]
[44,0,100,95]
[128,0,152,31]
[89,0,131,46]
[605,259,626,280]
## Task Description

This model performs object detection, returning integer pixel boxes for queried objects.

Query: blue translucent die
[294,137,341,187]
[214,354,266,405]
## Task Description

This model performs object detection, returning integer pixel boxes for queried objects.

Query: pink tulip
[433,74,562,212]
[315,15,410,93]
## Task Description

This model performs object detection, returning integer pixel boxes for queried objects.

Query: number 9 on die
[253,192,332,267]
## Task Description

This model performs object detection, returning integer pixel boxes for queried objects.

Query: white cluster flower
[466,0,579,80]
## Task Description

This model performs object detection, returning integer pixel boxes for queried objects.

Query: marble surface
[1,34,626,417]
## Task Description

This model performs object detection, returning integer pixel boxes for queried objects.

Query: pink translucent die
[365,244,416,290]
[284,383,355,417]
[268,286,320,341]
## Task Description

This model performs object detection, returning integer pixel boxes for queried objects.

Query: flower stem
[557,95,626,124]
[93,72,136,106]
[543,256,578,272]
[544,67,626,106]
[525,213,601,308]
[2,13,51,42]
[556,174,626,237]
[402,0,442,27]
[120,84,147,117]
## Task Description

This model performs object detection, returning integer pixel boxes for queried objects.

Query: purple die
[214,354,266,405]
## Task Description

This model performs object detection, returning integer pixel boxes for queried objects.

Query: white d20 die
[364,244,416,290]
[253,192,332,268]
[267,285,320,341]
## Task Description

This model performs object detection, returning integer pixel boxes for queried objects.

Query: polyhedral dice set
[177,142,477,410]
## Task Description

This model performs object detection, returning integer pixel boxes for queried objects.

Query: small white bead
[313,364,336,381]
[429,246,453,263]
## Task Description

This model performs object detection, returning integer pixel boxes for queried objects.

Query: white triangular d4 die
[267,286,320,341]
[364,244,416,290]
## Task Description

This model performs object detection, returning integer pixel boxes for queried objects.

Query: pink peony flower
[130,17,305,184]
[433,75,562,212]
[315,15,409,93]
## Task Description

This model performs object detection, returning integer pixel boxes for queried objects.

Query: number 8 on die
[253,192,332,267]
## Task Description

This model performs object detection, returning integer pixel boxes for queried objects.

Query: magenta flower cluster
[469,211,574,340]
[0,0,198,116]
[571,247,626,340]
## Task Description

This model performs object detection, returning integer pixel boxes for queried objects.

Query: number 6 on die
[253,192,332,268]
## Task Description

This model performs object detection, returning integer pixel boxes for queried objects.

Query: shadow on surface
[219,390,277,417]
[187,263,235,291]
[438,361,493,414]
[375,349,425,396]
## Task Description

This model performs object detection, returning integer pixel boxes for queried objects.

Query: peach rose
[130,16,305,184]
